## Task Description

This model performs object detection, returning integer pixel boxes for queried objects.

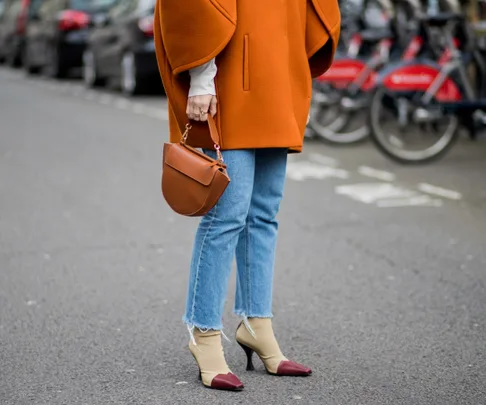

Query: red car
[0,0,33,66]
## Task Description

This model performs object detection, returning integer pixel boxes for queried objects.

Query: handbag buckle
[181,123,192,143]
[214,143,224,163]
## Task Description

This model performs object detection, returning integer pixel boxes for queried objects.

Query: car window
[137,0,154,13]
[108,0,135,20]
[9,0,23,19]
[89,0,117,8]
[70,0,116,11]
[28,0,44,18]
[37,0,55,19]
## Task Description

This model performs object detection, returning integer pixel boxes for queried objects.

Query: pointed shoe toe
[210,373,244,391]
[274,360,312,376]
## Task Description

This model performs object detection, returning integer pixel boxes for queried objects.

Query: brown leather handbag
[161,115,230,217]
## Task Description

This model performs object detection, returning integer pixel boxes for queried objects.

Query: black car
[23,0,116,77]
[0,0,32,66]
[82,0,160,95]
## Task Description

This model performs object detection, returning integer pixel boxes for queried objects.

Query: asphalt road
[1,67,485,405]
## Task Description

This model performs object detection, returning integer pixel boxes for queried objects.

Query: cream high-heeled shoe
[236,318,312,376]
[189,328,244,390]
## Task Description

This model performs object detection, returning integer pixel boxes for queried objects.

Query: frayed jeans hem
[182,317,223,332]
[234,311,274,319]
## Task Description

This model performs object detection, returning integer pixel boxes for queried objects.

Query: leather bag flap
[164,143,218,186]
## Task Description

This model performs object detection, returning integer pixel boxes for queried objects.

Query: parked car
[0,0,32,66]
[23,0,117,77]
[0,0,5,23]
[82,0,161,95]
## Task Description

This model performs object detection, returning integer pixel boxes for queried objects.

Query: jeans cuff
[234,310,274,319]
[182,317,223,332]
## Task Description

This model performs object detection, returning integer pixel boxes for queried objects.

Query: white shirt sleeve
[188,58,217,97]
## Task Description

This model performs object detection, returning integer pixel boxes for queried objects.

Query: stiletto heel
[198,370,202,381]
[238,342,255,371]
[236,319,312,377]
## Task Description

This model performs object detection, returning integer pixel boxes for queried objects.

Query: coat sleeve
[155,0,237,75]
[306,0,341,78]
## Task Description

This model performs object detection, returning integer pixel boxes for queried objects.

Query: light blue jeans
[182,148,288,331]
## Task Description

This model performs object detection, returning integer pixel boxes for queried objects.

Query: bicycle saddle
[422,12,464,27]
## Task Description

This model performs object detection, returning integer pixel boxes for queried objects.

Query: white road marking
[132,103,146,114]
[143,108,169,120]
[377,195,443,208]
[336,183,419,204]
[71,87,84,96]
[98,94,113,105]
[286,161,349,181]
[417,183,462,200]
[358,166,396,182]
[114,98,130,109]
[308,152,339,167]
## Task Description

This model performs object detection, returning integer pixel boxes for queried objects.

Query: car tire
[120,51,145,96]
[23,45,41,75]
[44,45,67,79]
[83,49,105,88]
[5,45,22,68]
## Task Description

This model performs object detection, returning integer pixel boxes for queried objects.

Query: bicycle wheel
[308,84,351,143]
[368,85,459,164]
[326,91,372,144]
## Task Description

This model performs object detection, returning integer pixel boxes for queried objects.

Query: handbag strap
[206,115,220,146]
[181,115,224,162]
[182,115,220,146]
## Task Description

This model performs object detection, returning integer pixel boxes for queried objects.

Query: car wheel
[83,50,105,88]
[121,51,144,96]
[45,45,67,79]
[23,45,40,75]
[5,45,22,68]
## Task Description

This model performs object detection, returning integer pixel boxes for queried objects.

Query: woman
[154,0,340,391]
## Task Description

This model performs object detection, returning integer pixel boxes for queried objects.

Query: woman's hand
[186,95,217,121]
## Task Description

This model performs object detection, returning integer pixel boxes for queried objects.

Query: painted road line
[335,183,419,204]
[286,161,349,181]
[98,94,113,105]
[132,103,146,114]
[84,92,96,101]
[71,87,84,97]
[358,166,396,182]
[417,183,462,200]
[114,98,130,110]
[377,195,443,208]
[143,108,169,121]
[308,153,339,167]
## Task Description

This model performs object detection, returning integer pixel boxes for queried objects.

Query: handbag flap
[164,143,219,186]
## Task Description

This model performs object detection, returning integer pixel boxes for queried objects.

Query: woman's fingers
[209,96,217,117]
[186,94,214,121]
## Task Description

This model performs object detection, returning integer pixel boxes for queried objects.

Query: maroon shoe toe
[210,373,244,391]
[275,360,312,376]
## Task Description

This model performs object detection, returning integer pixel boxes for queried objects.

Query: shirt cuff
[188,58,217,97]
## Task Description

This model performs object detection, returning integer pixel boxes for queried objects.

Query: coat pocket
[243,34,250,91]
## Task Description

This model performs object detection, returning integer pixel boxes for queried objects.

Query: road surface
[1,67,485,405]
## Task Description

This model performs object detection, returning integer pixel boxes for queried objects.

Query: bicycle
[308,0,425,144]
[368,12,486,163]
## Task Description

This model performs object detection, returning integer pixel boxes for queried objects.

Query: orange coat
[154,0,340,153]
